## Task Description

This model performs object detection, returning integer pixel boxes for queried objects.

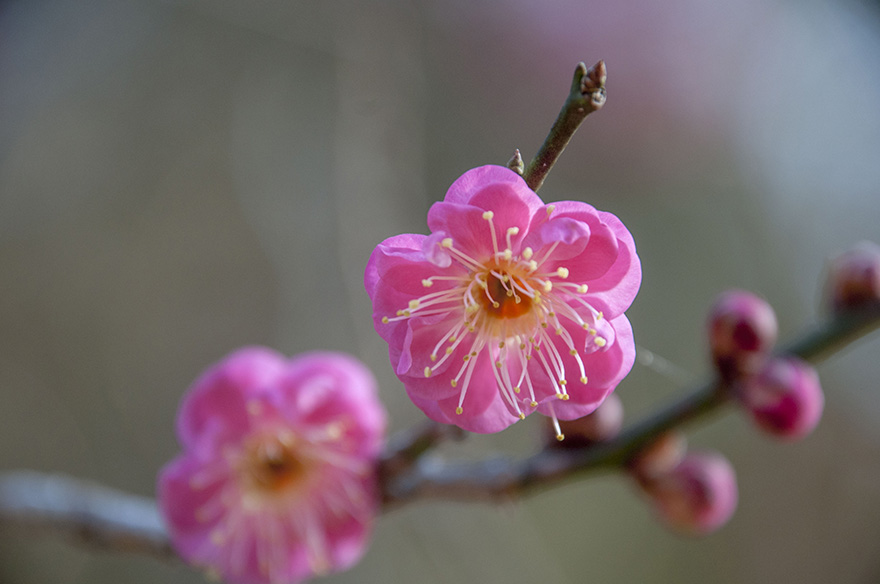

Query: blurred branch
[523,60,607,192]
[2,305,878,551]
[0,471,174,559]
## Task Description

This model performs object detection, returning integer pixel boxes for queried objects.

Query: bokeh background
[2,0,880,582]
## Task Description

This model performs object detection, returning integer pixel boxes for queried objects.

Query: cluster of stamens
[381,207,608,436]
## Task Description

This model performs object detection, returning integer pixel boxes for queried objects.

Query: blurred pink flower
[158,348,386,584]
[365,165,640,433]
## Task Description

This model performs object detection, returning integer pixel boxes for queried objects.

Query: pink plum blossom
[158,348,386,584]
[365,165,640,434]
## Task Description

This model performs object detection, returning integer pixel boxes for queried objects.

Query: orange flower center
[240,433,306,495]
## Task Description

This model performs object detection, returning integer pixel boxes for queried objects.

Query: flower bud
[825,241,880,313]
[738,357,824,440]
[647,452,738,535]
[545,393,624,448]
[708,290,778,380]
[628,431,687,485]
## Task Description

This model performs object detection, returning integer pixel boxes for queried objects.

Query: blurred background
[2,0,880,582]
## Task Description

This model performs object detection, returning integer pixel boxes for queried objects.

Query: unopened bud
[628,431,687,485]
[708,290,778,380]
[546,394,624,449]
[738,357,824,440]
[646,452,738,535]
[825,241,880,313]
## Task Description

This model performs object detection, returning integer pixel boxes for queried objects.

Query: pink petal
[177,347,286,450]
[443,165,544,213]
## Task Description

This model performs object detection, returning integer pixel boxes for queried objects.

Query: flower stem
[522,60,607,192]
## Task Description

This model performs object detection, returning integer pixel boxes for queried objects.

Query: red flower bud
[738,357,824,440]
[826,241,880,313]
[708,290,778,380]
[545,393,624,448]
[646,452,738,535]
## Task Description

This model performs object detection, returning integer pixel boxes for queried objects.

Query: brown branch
[2,305,877,553]
[383,303,880,503]
[522,60,607,192]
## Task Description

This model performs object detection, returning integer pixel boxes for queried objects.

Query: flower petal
[177,347,286,450]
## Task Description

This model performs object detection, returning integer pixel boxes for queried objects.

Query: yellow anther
[446,347,454,355]
[555,328,564,336]
[482,211,494,220]
[561,394,570,400]
[518,413,526,420]
[580,376,588,384]
[556,393,565,399]
[441,237,454,248]
[594,337,607,347]
[424,367,432,378]
[468,326,475,332]
[570,349,578,356]
[597,311,604,320]
[577,284,589,294]
[492,301,500,308]
[520,343,527,350]
[546,204,556,216]
[514,296,521,303]
[422,279,434,287]
[495,361,502,368]
[503,249,513,260]
[498,341,505,348]
[514,387,521,394]
[559,379,567,386]
[507,226,520,236]
[451,379,458,387]
[543,281,553,292]
[529,260,539,271]
[403,310,411,317]
[556,433,565,442]
[455,406,463,415]
[430,354,437,362]
[396,310,404,316]
[449,336,457,343]
[507,290,514,297]
[589,329,597,335]
[523,247,534,260]
[530,401,538,407]
[471,351,477,356]
[381,316,390,324]
[556,267,569,278]
[548,311,556,317]
[408,299,420,310]
[463,355,470,362]
[541,322,548,328]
